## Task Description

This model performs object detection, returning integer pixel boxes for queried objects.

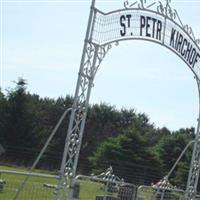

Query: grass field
[1,165,200,200]
[0,165,112,200]
[0,165,57,200]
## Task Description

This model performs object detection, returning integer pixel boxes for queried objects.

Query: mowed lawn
[2,165,200,200]
[0,165,106,200]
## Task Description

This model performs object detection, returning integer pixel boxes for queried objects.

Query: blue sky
[1,0,200,130]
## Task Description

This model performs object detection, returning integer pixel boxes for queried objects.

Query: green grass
[0,165,57,200]
[0,165,112,200]
[137,188,200,200]
[2,165,200,200]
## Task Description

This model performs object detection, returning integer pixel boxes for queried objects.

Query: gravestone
[96,196,120,200]
[155,190,180,200]
[118,184,135,200]
[72,181,80,198]
[0,180,6,191]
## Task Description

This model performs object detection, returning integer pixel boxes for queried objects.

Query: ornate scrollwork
[97,42,119,64]
[124,0,156,9]
[123,0,179,22]
[157,0,176,20]
[183,24,199,43]
[123,0,200,47]
[124,0,137,9]
[196,39,200,45]
[182,25,200,47]
[93,166,124,183]
[124,0,177,20]
[184,25,195,39]
[80,42,119,80]
[82,43,95,79]
[93,41,119,78]
[62,41,120,183]
[156,1,200,46]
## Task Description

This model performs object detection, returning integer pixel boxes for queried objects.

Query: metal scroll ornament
[94,166,124,183]
[123,0,200,46]
[124,0,156,9]
[93,42,119,79]
[124,0,176,19]
[157,0,176,20]
[78,42,119,81]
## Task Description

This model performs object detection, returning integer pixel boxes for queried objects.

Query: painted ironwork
[94,166,124,183]
[55,1,118,199]
[55,42,117,200]
[123,0,200,45]
[184,76,200,200]
[53,0,200,200]
[154,140,195,200]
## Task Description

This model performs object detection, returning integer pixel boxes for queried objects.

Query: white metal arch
[56,1,200,200]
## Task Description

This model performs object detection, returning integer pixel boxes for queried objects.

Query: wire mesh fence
[0,169,138,200]
[0,170,57,200]
[137,185,200,200]
[76,179,118,200]
[2,168,200,200]
[75,177,137,200]
[137,185,183,200]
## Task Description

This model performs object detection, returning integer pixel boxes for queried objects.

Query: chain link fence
[2,168,200,200]
[0,169,138,200]
[0,169,58,200]
[137,185,184,200]
[75,175,137,200]
[137,185,200,200]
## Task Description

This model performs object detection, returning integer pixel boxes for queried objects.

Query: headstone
[118,184,135,200]
[72,181,80,198]
[155,190,180,200]
[0,180,6,191]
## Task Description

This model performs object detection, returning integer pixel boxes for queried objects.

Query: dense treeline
[0,78,196,188]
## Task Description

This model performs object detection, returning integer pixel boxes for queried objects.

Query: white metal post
[184,76,200,200]
[55,0,97,199]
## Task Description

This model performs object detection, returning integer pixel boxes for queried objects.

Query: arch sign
[56,1,200,200]
[92,6,200,76]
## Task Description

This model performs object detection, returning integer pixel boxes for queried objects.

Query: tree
[4,78,40,164]
[5,78,28,145]
[78,105,141,174]
[156,128,194,187]
[89,127,162,184]
[0,88,8,146]
[0,77,196,189]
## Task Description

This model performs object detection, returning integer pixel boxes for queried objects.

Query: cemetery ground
[0,165,116,200]
[1,165,200,200]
